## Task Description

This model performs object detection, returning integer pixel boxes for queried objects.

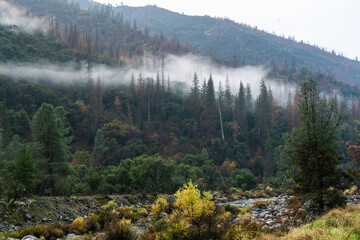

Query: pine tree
[32,103,69,195]
[14,144,35,198]
[224,75,232,107]
[191,72,200,102]
[255,80,270,148]
[202,74,217,136]
[234,82,247,140]
[281,79,345,212]
[92,129,108,166]
[245,83,252,111]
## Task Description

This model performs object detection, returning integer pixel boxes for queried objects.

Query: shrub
[105,218,136,240]
[101,200,118,210]
[237,206,253,220]
[117,206,137,221]
[86,213,101,231]
[137,208,149,217]
[70,216,89,235]
[151,197,168,220]
[253,200,270,209]
[344,185,358,195]
[14,225,64,239]
[223,204,240,216]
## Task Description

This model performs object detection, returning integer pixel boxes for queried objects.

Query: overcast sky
[93,0,360,60]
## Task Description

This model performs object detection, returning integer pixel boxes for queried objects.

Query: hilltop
[110,4,360,86]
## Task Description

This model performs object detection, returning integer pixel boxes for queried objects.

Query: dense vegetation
[1,0,360,239]
[9,0,193,66]
[0,25,73,62]
[0,58,359,201]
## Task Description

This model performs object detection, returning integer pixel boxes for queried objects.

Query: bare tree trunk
[218,104,225,140]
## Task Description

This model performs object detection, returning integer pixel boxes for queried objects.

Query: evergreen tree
[245,83,253,111]
[191,72,200,102]
[281,79,345,212]
[32,103,69,195]
[92,129,108,166]
[255,80,270,148]
[202,75,217,135]
[224,75,232,107]
[218,81,224,106]
[14,143,35,198]
[234,82,247,141]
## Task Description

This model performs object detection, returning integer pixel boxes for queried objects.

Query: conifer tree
[14,143,35,198]
[224,75,232,107]
[92,129,108,166]
[255,80,270,148]
[32,103,69,195]
[282,79,345,212]
[202,75,217,135]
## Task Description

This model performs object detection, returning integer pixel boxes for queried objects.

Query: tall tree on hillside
[190,73,200,121]
[234,82,247,140]
[255,80,271,148]
[90,76,103,133]
[218,81,224,106]
[224,75,232,107]
[200,79,207,105]
[191,73,200,102]
[1,143,35,203]
[245,83,253,111]
[202,75,217,136]
[32,103,69,195]
[286,91,293,132]
[281,79,345,212]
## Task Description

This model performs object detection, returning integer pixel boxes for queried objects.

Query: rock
[66,233,76,239]
[25,214,32,220]
[21,236,39,240]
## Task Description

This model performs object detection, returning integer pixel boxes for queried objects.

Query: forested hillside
[109,5,360,87]
[0,0,358,199]
[8,0,193,67]
[2,0,360,239]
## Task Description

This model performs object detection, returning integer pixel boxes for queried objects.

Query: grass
[259,204,360,240]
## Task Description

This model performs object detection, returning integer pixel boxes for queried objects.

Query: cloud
[0,0,49,33]
[0,53,299,105]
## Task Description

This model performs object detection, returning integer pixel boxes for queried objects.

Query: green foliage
[31,103,70,195]
[233,168,257,191]
[0,25,74,62]
[281,79,346,212]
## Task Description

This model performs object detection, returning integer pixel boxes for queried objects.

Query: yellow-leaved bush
[150,197,168,221]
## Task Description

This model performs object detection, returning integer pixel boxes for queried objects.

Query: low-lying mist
[0,0,48,33]
[0,54,297,105]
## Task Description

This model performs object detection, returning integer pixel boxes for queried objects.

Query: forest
[1,0,360,239]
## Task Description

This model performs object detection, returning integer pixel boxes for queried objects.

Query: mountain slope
[0,25,73,62]
[9,0,193,65]
[112,5,360,86]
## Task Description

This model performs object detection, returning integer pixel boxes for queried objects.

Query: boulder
[21,236,39,240]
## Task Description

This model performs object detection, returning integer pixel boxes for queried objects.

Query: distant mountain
[111,5,360,87]
[71,0,100,9]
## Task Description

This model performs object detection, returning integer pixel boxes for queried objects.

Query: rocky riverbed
[0,195,149,233]
[1,194,360,236]
[217,195,360,230]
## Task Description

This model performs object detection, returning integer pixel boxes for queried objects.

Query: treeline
[0,63,359,199]
[10,0,193,66]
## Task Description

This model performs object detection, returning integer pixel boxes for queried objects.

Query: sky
[93,0,360,60]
